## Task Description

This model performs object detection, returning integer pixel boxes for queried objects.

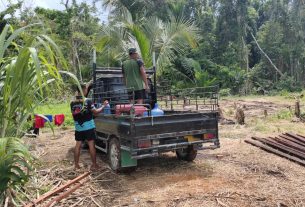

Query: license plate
[152,140,159,145]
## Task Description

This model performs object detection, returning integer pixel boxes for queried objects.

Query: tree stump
[218,107,224,120]
[263,109,268,118]
[295,101,300,118]
[235,107,245,125]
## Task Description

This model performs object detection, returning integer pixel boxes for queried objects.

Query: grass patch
[271,109,293,120]
[252,119,275,132]
[35,102,74,127]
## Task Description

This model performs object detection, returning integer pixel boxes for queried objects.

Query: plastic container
[115,104,147,116]
[103,104,111,115]
[150,103,164,117]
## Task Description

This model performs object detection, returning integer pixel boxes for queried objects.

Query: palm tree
[96,5,201,74]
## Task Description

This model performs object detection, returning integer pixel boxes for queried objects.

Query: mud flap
[121,148,137,168]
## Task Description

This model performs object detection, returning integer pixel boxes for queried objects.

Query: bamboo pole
[44,179,87,207]
[24,172,90,207]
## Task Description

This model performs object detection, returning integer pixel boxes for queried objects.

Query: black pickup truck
[90,65,220,172]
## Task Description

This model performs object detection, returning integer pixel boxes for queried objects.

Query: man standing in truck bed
[122,48,149,104]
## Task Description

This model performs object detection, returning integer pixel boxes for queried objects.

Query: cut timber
[278,135,305,147]
[252,137,305,159]
[296,133,305,139]
[264,137,305,157]
[245,139,305,166]
[24,171,90,207]
[270,137,305,152]
[285,133,305,144]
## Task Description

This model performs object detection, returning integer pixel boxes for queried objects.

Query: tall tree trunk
[249,31,284,77]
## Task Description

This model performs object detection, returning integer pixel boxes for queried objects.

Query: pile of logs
[245,132,305,166]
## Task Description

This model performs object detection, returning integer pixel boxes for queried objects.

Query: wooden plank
[245,139,305,166]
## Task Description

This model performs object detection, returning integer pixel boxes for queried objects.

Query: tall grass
[0,24,76,205]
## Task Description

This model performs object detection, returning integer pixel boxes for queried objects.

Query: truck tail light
[203,133,215,139]
[137,140,151,148]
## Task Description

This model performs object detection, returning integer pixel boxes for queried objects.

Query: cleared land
[24,96,305,207]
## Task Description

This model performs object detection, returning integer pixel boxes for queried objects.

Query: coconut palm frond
[154,17,201,71]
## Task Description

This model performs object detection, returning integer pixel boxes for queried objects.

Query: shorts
[128,89,146,100]
[75,129,97,141]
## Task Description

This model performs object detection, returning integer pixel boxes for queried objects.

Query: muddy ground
[26,97,305,207]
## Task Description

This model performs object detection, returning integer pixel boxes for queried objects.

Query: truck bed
[95,111,218,139]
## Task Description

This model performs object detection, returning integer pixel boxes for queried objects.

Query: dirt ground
[25,97,305,207]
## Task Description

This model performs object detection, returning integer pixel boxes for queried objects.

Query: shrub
[219,88,232,97]
[0,138,33,203]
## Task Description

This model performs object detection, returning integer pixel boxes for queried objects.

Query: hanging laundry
[54,114,65,126]
[44,115,53,123]
[34,115,45,128]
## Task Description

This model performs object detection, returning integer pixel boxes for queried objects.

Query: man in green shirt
[122,48,149,104]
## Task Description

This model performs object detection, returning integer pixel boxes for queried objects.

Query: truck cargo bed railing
[157,85,219,112]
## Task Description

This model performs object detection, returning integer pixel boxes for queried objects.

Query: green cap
[128,48,137,54]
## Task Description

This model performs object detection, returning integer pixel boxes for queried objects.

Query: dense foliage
[102,0,305,94]
[3,0,304,94]
[0,22,67,204]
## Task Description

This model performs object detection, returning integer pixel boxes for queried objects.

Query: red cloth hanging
[34,115,45,128]
[54,114,65,126]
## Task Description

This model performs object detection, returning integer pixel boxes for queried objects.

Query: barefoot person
[71,83,107,170]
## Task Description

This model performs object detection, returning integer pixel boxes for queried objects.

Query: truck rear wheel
[109,138,121,172]
[176,146,197,161]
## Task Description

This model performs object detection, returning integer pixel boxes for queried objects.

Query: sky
[0,0,110,22]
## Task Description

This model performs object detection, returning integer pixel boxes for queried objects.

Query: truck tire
[109,138,121,172]
[176,146,197,161]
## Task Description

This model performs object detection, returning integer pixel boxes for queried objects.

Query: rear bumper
[121,139,220,159]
